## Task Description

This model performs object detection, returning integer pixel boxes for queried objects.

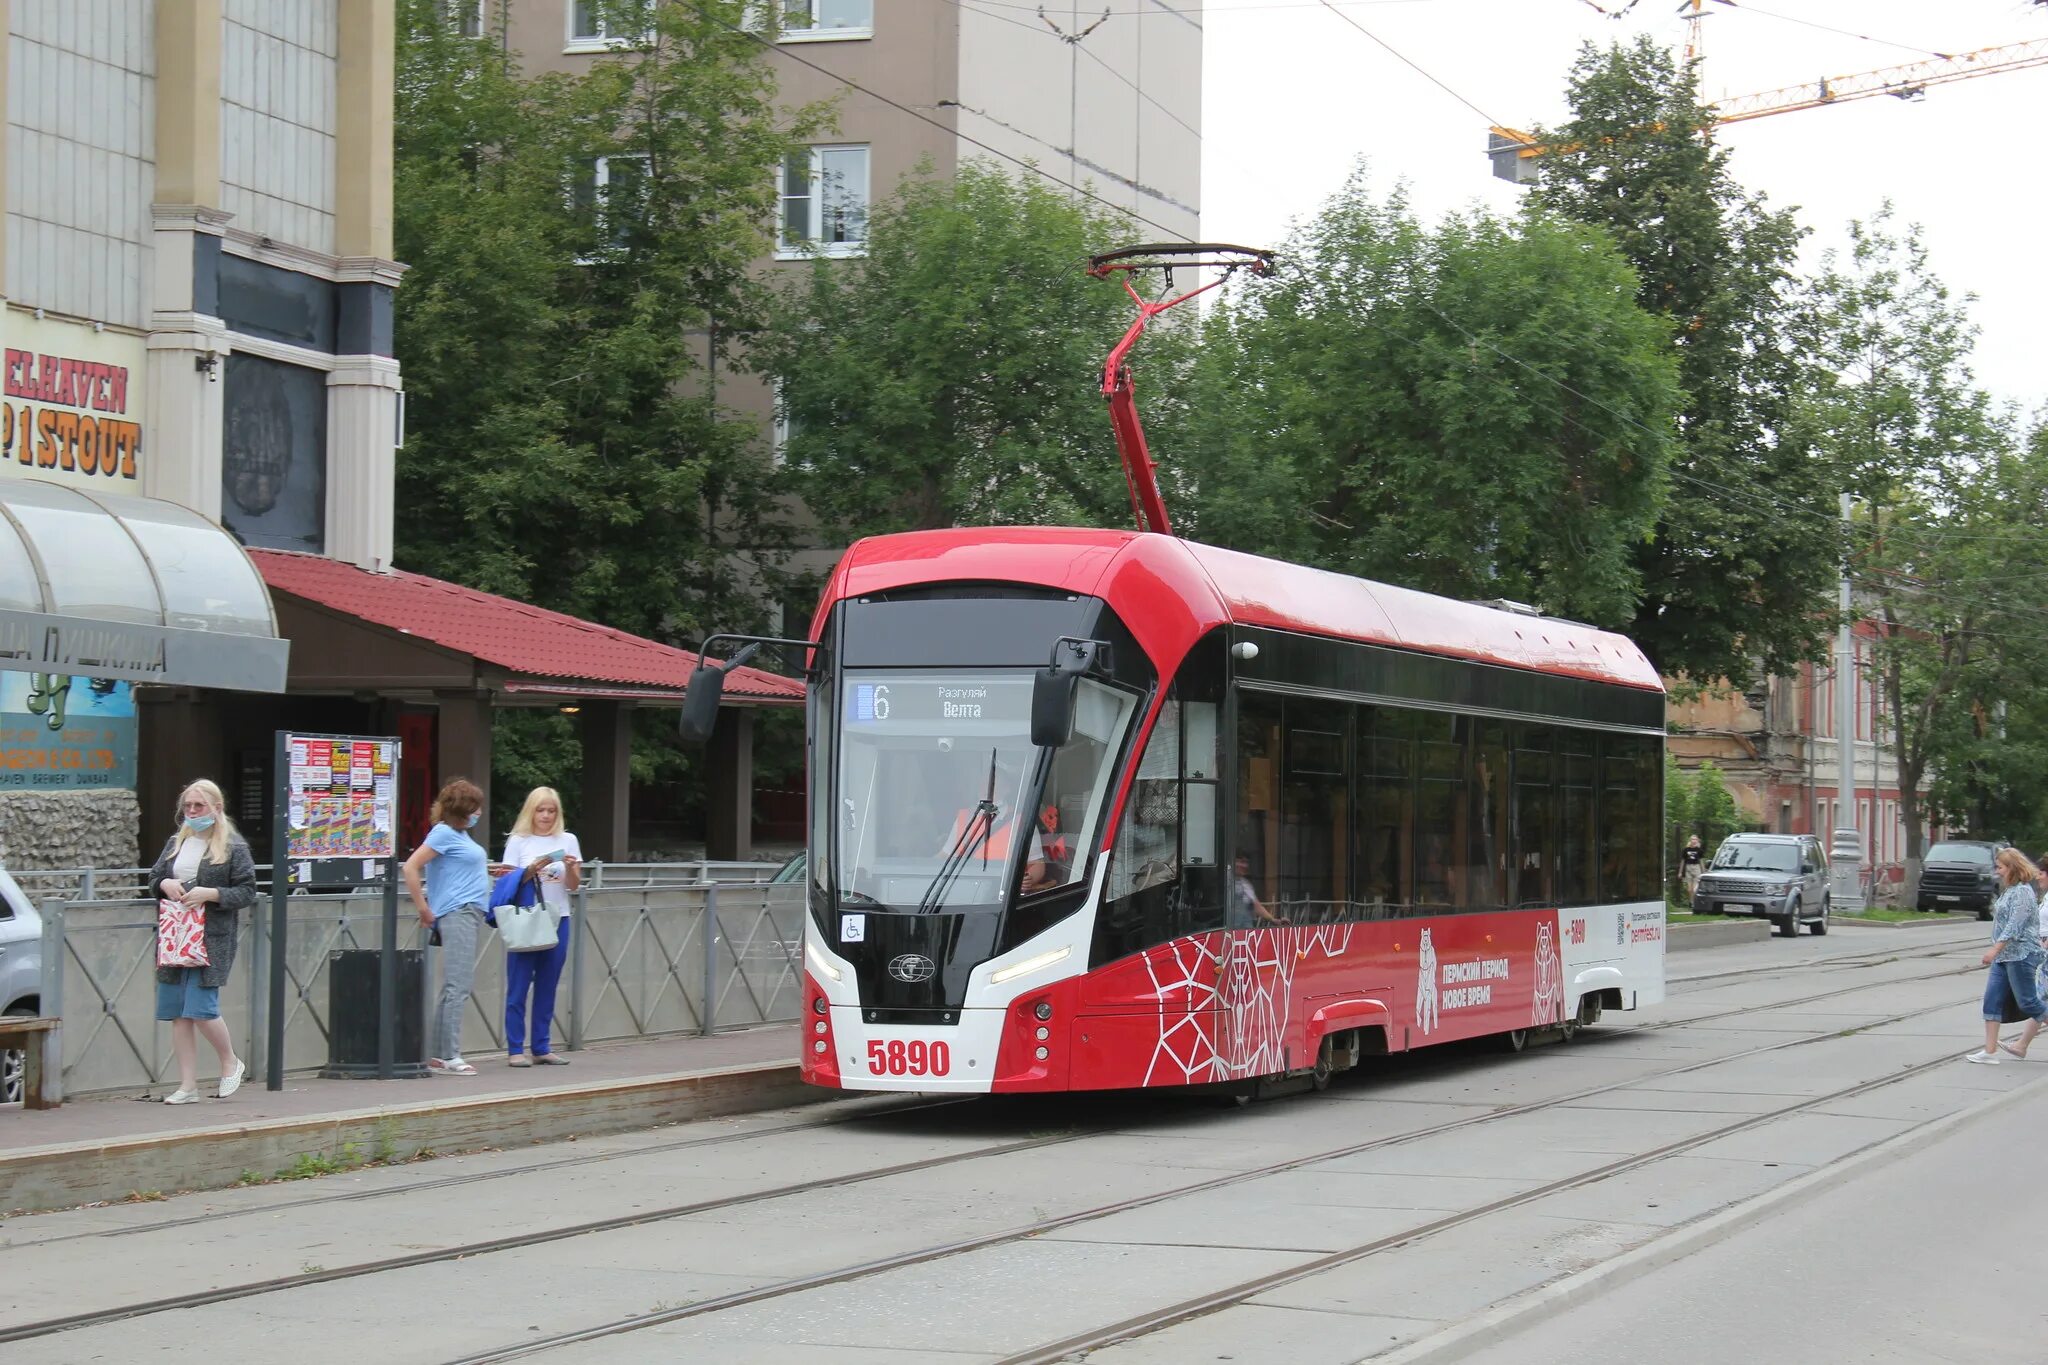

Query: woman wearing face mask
[402,777,492,1075]
[149,779,256,1102]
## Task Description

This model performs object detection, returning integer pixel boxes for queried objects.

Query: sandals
[507,1054,533,1067]
[533,1053,570,1066]
[428,1057,478,1075]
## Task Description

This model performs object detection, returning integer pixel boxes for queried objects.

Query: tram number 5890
[866,1039,951,1077]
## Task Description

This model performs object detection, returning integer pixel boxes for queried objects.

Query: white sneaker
[1964,1049,2000,1065]
[163,1089,201,1104]
[218,1058,246,1098]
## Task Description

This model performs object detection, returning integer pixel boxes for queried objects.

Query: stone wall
[0,790,142,870]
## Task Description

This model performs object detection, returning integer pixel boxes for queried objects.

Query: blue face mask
[465,812,480,829]
[186,815,216,833]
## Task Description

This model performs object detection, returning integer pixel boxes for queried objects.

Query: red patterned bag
[157,899,209,968]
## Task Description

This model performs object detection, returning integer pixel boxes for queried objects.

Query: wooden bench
[0,1015,60,1109]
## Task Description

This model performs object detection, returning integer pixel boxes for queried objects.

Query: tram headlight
[813,1040,827,1054]
[806,938,843,983]
[812,995,828,1016]
[990,946,1070,986]
[1034,1000,1053,1022]
[1034,1046,1050,1060]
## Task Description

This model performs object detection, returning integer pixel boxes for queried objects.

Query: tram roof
[827,528,1663,694]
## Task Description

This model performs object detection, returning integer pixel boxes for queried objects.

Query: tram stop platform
[0,1024,811,1217]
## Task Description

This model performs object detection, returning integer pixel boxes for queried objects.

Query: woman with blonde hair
[402,778,491,1075]
[500,786,582,1066]
[1965,847,2048,1064]
[149,779,257,1102]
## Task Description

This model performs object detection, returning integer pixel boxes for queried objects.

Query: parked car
[769,850,807,885]
[1915,839,2008,919]
[0,867,44,1105]
[1692,833,1830,938]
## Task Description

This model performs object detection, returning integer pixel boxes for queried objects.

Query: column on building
[328,0,402,572]
[706,707,754,861]
[578,703,633,864]
[147,0,230,518]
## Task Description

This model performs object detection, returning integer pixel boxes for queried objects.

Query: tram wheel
[1311,1039,1335,1092]
[1501,1028,1529,1053]
[1557,1018,1579,1043]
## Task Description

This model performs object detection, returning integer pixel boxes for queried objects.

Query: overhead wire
[1313,0,1506,126]
[687,0,1195,242]
[1709,1,1955,62]
[938,0,1202,139]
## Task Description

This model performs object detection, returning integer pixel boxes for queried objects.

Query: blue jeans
[1981,956,2048,1023]
[505,919,570,1056]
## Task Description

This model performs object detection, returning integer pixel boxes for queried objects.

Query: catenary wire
[1714,1,1956,63]
[1314,0,1506,126]
[938,0,1203,140]
[689,0,1196,242]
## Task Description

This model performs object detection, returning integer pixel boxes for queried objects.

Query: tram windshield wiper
[917,748,1000,914]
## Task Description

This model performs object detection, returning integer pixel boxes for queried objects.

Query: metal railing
[10,858,793,903]
[34,879,807,1100]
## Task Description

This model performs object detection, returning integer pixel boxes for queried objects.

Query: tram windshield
[833,669,1137,911]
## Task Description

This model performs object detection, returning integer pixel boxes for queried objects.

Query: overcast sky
[1199,0,2047,415]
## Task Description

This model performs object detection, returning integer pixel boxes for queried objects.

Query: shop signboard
[0,672,136,790]
[0,310,146,488]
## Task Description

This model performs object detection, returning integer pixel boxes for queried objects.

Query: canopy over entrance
[0,479,287,691]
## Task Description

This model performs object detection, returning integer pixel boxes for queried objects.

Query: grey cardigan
[151,832,258,989]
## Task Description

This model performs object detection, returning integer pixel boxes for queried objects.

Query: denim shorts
[1981,957,2048,1023]
[155,968,221,1021]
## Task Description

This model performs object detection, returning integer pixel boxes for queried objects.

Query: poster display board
[282,732,398,883]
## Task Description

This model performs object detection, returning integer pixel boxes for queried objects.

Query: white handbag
[494,873,560,952]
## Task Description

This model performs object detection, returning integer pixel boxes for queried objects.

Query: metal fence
[36,879,806,1099]
[10,858,791,904]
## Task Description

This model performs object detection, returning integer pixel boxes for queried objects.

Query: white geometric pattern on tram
[1142,924,1353,1085]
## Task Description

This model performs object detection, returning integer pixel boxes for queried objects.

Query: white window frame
[776,145,869,260]
[566,0,653,53]
[574,154,651,261]
[770,380,797,467]
[439,0,486,38]
[779,0,873,42]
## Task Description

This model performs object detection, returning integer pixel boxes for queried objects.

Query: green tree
[1182,172,1681,626]
[1530,38,1837,686]
[1663,751,1695,894]
[393,0,825,642]
[755,162,1145,538]
[1799,207,2029,883]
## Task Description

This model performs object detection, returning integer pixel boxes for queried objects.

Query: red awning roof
[250,549,804,703]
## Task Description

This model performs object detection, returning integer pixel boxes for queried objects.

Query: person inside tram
[1232,854,1285,927]
[937,760,1049,893]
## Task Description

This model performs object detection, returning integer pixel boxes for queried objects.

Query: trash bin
[322,948,429,1078]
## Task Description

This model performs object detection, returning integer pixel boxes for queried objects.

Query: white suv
[0,869,42,1105]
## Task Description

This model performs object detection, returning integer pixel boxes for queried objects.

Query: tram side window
[1279,698,1349,924]
[808,662,836,896]
[1512,726,1554,908]
[1357,706,1413,916]
[1556,729,1597,906]
[1598,734,1648,902]
[1235,691,1284,926]
[1415,712,1468,907]
[1468,720,1510,911]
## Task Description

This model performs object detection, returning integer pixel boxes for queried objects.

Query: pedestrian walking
[149,779,255,1103]
[1680,834,1705,898]
[402,778,492,1076]
[1964,847,2047,1064]
[501,786,582,1067]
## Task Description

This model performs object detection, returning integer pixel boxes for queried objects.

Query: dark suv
[1692,833,1831,938]
[1916,840,2008,919]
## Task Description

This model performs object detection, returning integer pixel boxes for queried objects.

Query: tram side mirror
[678,643,761,744]
[678,666,725,743]
[1032,637,1108,748]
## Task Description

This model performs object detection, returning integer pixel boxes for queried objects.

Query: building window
[770,381,802,466]
[778,146,868,258]
[572,155,651,255]
[567,0,652,51]
[781,0,873,39]
[438,0,486,37]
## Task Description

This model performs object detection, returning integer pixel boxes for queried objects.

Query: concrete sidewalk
[1,1024,813,1217]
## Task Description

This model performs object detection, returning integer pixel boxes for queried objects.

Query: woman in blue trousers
[502,787,582,1066]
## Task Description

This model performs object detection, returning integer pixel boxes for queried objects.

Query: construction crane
[1488,37,2048,184]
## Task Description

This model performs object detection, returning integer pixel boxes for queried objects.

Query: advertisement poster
[284,733,397,863]
[0,310,146,488]
[0,673,137,789]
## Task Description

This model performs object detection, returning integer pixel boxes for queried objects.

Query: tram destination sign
[845,678,1034,725]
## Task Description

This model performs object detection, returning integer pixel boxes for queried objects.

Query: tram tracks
[0,952,1983,1353]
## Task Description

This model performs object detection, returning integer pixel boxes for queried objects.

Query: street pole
[1831,492,1864,912]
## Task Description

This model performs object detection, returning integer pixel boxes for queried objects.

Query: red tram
[689,244,1665,1097]
[794,529,1666,1095]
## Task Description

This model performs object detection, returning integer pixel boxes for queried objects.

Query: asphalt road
[1,917,2027,1365]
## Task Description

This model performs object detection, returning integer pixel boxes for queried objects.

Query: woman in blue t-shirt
[402,778,494,1074]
